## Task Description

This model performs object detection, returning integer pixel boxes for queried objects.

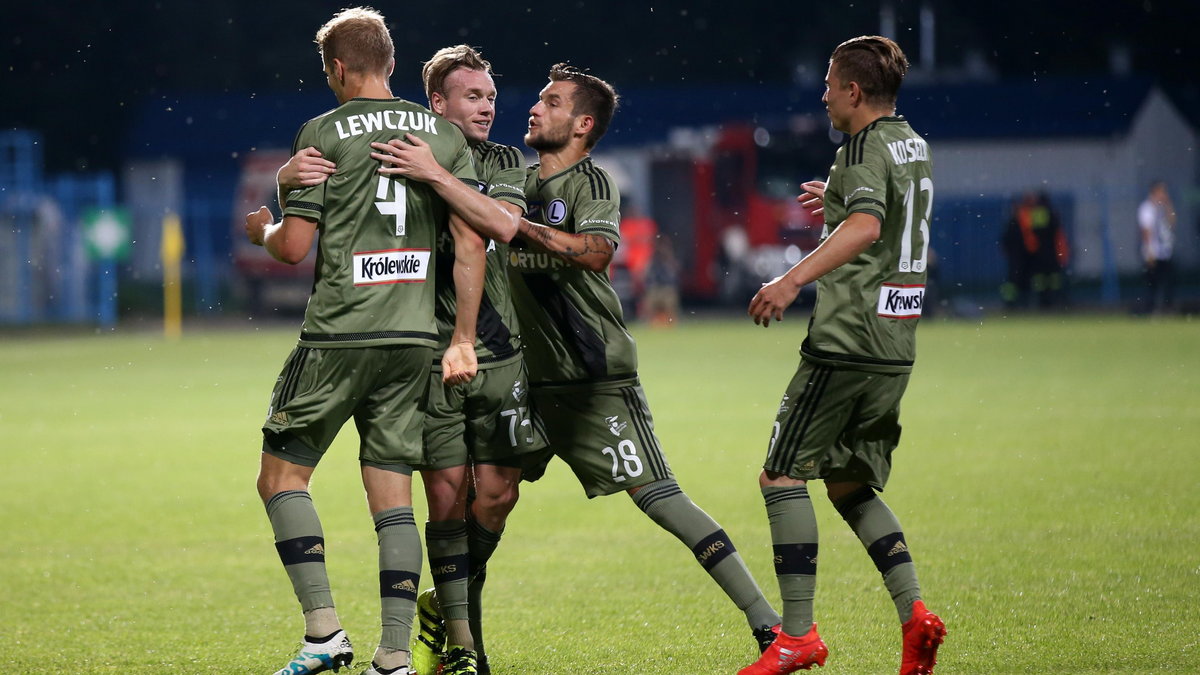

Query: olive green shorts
[261,345,433,473]
[418,357,548,471]
[525,381,673,498]
[764,360,910,489]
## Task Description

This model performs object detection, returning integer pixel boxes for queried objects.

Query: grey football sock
[374,507,422,651]
[763,485,818,635]
[265,490,337,621]
[835,487,922,622]
[633,479,780,630]
[427,519,472,649]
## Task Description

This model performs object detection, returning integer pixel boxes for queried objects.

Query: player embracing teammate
[385,61,785,671]
[248,9,942,672]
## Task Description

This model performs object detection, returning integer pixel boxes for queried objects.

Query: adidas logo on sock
[304,543,325,556]
[888,540,909,557]
[392,579,417,593]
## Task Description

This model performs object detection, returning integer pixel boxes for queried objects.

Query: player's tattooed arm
[517,219,614,272]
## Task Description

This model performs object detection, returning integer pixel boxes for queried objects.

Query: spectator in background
[1137,180,1176,314]
[1034,191,1070,308]
[612,199,657,308]
[639,234,681,326]
[999,191,1068,310]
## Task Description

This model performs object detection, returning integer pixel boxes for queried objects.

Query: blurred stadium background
[1,0,1197,328]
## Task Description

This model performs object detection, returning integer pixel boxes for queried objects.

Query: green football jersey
[508,156,637,387]
[430,140,527,369]
[803,116,932,372]
[282,97,479,349]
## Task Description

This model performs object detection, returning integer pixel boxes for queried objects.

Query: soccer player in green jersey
[244,9,488,675]
[739,36,946,675]
[283,45,541,675]
[512,63,783,653]
[373,46,545,675]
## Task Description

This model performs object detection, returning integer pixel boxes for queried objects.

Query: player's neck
[536,145,588,178]
[340,75,394,102]
[846,106,895,136]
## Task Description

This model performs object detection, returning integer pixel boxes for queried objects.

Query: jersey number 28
[602,440,644,483]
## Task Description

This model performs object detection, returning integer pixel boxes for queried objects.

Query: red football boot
[738,624,828,674]
[899,600,946,675]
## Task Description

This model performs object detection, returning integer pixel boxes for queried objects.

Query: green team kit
[766,116,933,487]
[261,97,479,470]
[421,140,546,471]
[509,157,672,497]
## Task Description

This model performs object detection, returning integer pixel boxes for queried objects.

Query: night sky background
[3,0,1196,172]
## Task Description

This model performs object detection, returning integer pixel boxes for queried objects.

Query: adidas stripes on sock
[835,487,922,622]
[466,515,503,657]
[427,519,472,650]
[633,479,781,630]
[374,506,423,651]
[266,490,337,624]
[762,485,819,636]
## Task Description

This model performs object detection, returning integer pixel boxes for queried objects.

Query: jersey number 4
[899,177,933,273]
[375,175,408,236]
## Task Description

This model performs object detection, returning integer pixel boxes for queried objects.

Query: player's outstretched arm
[798,180,827,216]
[244,206,317,265]
[516,218,614,273]
[370,135,518,243]
[276,147,336,208]
[749,212,880,327]
[443,213,485,385]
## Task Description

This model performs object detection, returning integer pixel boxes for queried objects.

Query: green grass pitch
[2,315,1198,673]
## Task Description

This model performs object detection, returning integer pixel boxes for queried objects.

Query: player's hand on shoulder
[748,275,801,328]
[244,206,272,246]
[278,147,335,190]
[371,134,441,182]
[798,180,826,216]
[441,341,478,386]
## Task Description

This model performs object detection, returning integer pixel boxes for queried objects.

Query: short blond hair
[315,7,394,75]
[422,45,493,103]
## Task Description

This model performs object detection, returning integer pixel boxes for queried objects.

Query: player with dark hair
[512,63,784,652]
[739,35,946,675]
[382,60,784,658]
[246,8,488,675]
[451,60,777,643]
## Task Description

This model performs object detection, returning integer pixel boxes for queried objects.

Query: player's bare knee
[475,482,519,521]
[759,469,804,489]
[255,473,275,502]
[425,485,466,521]
[257,462,300,502]
[825,481,867,503]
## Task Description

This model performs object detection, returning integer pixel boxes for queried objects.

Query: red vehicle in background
[648,115,839,302]
[230,150,317,312]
